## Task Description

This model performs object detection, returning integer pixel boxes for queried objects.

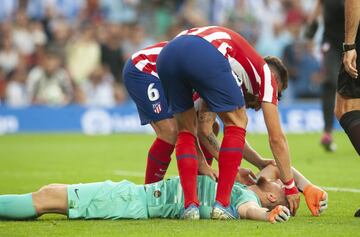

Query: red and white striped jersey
[177,26,279,105]
[131,41,167,79]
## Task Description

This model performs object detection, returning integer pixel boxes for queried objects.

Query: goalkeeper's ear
[266,192,278,204]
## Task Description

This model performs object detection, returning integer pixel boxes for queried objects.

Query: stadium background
[0,0,338,134]
[1,1,360,236]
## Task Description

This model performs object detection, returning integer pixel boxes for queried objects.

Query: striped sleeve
[259,63,278,105]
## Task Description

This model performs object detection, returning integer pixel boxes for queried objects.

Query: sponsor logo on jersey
[74,188,80,200]
[152,102,162,114]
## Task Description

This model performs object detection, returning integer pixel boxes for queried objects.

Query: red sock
[176,131,199,208]
[200,143,214,166]
[145,138,175,184]
[216,126,246,207]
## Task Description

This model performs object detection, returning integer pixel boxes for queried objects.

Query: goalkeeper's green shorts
[67,180,148,219]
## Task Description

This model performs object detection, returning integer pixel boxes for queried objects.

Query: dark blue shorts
[123,59,173,125]
[156,35,244,114]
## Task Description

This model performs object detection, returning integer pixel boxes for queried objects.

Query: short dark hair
[264,56,288,100]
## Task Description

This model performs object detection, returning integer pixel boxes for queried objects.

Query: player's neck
[248,185,267,206]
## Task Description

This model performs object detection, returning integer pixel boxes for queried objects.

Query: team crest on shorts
[152,102,162,114]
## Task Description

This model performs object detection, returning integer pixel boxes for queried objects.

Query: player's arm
[258,164,328,216]
[237,202,290,223]
[343,0,360,78]
[304,0,322,39]
[197,103,220,159]
[345,0,360,45]
[243,140,276,170]
[195,137,218,180]
[197,100,273,168]
[261,102,300,215]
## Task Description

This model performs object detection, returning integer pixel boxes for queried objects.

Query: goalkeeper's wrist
[284,178,299,196]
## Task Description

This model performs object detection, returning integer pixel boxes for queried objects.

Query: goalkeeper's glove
[303,184,328,216]
[268,205,291,224]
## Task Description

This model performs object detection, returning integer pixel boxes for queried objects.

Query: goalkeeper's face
[256,176,288,210]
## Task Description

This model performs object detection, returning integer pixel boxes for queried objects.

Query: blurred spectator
[283,40,322,98]
[101,0,140,23]
[178,0,209,28]
[26,0,85,21]
[0,0,323,108]
[226,0,259,46]
[5,60,29,107]
[66,24,101,85]
[100,23,125,83]
[0,68,6,104]
[12,10,36,57]
[79,0,103,24]
[253,0,292,57]
[122,23,156,59]
[47,20,72,62]
[0,0,18,22]
[27,49,73,106]
[80,64,116,107]
[0,35,19,75]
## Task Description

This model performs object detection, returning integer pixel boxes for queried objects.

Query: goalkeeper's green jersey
[67,175,261,220]
[145,175,261,219]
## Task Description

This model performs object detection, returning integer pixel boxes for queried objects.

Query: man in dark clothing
[306,0,345,152]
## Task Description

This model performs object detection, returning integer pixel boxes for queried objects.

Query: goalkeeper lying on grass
[0,165,327,223]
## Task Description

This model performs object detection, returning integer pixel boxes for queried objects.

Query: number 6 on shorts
[147,83,160,101]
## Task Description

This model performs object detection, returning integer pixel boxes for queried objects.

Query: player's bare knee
[334,106,345,121]
[33,184,67,214]
[34,184,59,201]
[32,185,54,214]
[219,108,248,128]
[158,125,178,144]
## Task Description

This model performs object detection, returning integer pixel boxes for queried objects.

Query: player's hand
[343,49,358,79]
[303,184,328,216]
[258,159,276,170]
[268,205,291,224]
[198,163,218,181]
[286,193,300,216]
[235,168,256,185]
[284,178,300,215]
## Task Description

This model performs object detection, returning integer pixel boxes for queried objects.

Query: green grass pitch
[0,132,359,237]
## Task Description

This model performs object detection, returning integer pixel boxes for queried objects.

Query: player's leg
[157,36,200,219]
[123,59,176,184]
[173,107,199,210]
[146,118,177,183]
[335,59,360,156]
[214,108,247,211]
[0,184,67,220]
[178,36,247,219]
[335,93,360,155]
[33,184,68,215]
[320,48,340,151]
[335,47,360,217]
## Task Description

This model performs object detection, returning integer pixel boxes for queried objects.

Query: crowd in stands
[0,0,324,108]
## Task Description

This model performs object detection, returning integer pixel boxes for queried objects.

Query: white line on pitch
[114,170,360,193]
[321,186,360,194]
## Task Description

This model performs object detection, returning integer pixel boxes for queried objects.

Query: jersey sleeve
[231,183,262,209]
[258,63,278,106]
